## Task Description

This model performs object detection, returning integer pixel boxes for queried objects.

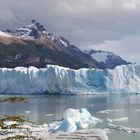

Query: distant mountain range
[0,20,130,69]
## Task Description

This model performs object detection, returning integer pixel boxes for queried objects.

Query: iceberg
[0,64,140,94]
[57,108,102,133]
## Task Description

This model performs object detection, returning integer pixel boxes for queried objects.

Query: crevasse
[0,64,140,94]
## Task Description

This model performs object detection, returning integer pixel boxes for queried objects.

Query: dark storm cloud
[0,0,140,62]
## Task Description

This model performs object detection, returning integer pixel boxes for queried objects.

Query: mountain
[84,50,130,69]
[0,64,139,94]
[0,20,130,69]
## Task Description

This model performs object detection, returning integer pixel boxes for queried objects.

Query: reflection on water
[0,94,140,140]
[0,95,108,124]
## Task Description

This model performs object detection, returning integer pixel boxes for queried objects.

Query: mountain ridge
[0,20,130,69]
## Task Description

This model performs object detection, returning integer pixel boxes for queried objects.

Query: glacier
[0,64,140,94]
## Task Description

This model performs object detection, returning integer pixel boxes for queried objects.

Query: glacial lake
[0,94,140,140]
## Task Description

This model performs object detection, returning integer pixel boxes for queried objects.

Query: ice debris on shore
[0,108,104,139]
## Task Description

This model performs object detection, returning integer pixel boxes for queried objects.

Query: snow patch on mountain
[85,50,121,63]
[0,31,12,37]
[84,49,130,68]
[91,52,108,63]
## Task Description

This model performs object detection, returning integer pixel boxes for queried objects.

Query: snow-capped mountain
[0,20,130,69]
[5,19,70,47]
[0,64,139,94]
[85,50,129,69]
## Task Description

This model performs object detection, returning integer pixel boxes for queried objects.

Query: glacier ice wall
[0,64,140,94]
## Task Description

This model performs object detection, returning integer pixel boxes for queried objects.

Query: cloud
[0,9,16,27]
[123,0,140,11]
[0,0,140,63]
[86,34,140,63]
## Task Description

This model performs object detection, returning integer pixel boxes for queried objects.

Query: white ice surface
[0,64,140,94]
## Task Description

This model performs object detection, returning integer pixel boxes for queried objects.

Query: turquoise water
[0,94,140,139]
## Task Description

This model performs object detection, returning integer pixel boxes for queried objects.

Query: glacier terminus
[0,64,139,94]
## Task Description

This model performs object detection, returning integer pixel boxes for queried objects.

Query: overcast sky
[0,0,140,63]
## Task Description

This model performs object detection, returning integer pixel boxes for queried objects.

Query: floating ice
[88,104,94,107]
[57,108,102,133]
[98,109,124,114]
[111,117,128,122]
[108,123,140,134]
[107,117,128,123]
[45,114,54,117]
[25,110,30,114]
[98,110,110,114]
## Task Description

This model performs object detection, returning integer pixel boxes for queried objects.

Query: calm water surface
[0,94,140,140]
